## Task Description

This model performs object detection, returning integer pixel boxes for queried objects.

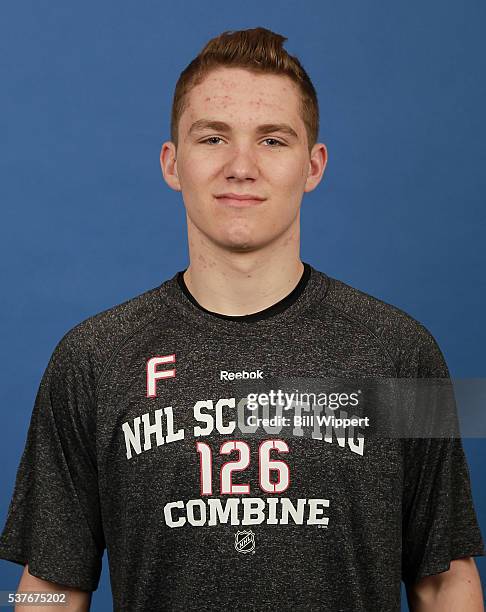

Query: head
[160,27,327,254]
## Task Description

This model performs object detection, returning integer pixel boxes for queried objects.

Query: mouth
[214,194,266,208]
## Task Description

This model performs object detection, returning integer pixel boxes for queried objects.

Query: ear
[160,141,181,192]
[304,143,328,193]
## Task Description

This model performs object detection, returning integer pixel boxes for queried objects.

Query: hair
[170,27,319,154]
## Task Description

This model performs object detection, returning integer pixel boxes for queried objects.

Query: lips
[214,193,266,207]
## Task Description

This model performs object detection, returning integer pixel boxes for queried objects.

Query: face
[160,67,327,253]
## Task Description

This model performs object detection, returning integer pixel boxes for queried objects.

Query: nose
[223,145,259,182]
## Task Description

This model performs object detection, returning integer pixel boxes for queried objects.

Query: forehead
[180,67,303,130]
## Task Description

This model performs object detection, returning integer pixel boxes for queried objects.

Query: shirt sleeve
[400,328,486,586]
[0,331,105,591]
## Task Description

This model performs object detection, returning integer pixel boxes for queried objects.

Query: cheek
[179,159,214,192]
[269,166,307,200]
[261,154,307,186]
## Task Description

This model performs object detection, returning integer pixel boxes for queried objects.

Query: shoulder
[47,281,169,383]
[319,272,450,377]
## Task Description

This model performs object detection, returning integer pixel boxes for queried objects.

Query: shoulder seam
[324,280,399,376]
[92,287,179,403]
[93,313,162,404]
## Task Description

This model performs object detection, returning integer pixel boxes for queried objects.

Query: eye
[200,136,224,145]
[262,138,285,147]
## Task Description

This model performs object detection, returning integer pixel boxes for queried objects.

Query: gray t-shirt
[0,263,484,611]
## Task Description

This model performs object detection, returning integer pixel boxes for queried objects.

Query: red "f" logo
[146,354,176,397]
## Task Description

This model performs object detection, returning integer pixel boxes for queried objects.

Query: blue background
[1,1,485,609]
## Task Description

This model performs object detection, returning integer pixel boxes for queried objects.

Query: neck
[183,217,303,317]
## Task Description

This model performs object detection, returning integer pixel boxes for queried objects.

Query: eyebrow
[188,119,299,140]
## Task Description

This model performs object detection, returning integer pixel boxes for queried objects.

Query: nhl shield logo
[234,530,255,553]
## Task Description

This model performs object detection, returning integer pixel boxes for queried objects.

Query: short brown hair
[170,27,319,153]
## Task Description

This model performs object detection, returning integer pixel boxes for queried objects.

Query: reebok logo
[220,369,263,381]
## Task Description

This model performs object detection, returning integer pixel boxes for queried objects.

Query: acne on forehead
[196,69,297,103]
[190,90,295,116]
[181,69,303,136]
[196,97,286,113]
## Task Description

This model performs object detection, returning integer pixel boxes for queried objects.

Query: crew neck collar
[176,262,311,323]
[158,262,329,335]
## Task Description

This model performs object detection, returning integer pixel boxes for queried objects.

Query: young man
[0,27,484,612]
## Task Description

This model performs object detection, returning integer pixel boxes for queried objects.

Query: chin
[220,236,258,252]
[214,227,262,252]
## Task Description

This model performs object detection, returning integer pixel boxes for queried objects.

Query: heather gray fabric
[0,263,484,611]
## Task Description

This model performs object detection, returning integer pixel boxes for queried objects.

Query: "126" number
[196,439,290,495]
